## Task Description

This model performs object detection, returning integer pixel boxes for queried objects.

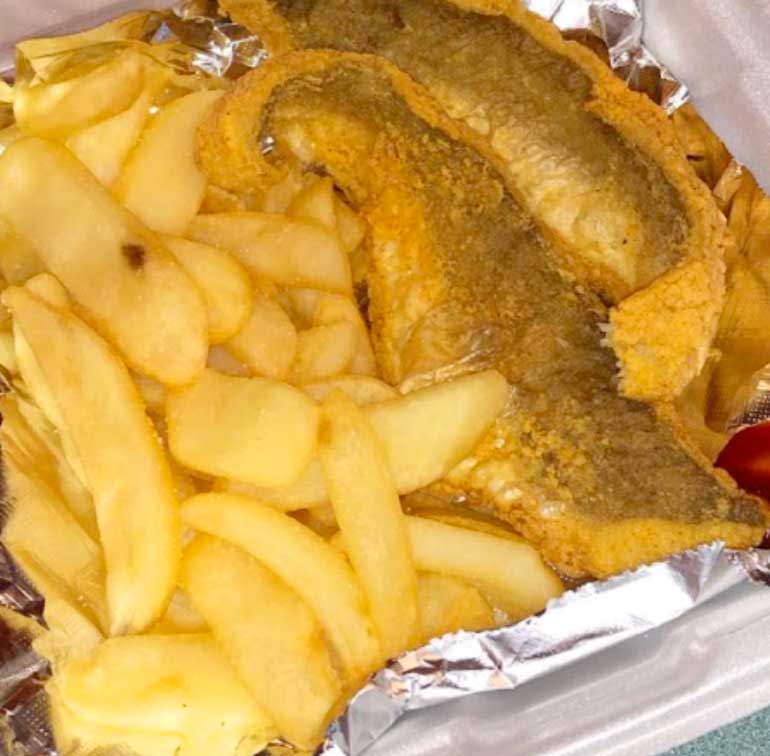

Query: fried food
[218,0,727,402]
[197,52,767,577]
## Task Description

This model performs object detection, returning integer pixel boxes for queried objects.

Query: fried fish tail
[219,0,727,402]
[197,51,767,578]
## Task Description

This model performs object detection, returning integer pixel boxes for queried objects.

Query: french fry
[206,344,251,376]
[334,195,367,253]
[365,369,510,493]
[0,216,46,284]
[66,66,168,187]
[180,493,381,682]
[181,536,340,746]
[320,392,418,658]
[13,49,146,138]
[161,236,253,343]
[150,589,207,635]
[417,573,494,642]
[25,272,71,309]
[303,375,398,405]
[114,90,225,234]
[4,287,180,634]
[0,124,22,155]
[289,321,358,383]
[0,138,208,385]
[187,212,353,293]
[132,373,167,415]
[55,633,275,756]
[313,293,377,376]
[225,289,297,379]
[167,369,319,487]
[288,176,337,230]
[405,516,563,619]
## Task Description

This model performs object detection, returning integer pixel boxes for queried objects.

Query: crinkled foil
[1,2,759,756]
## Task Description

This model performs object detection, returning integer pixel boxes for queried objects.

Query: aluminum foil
[0,2,762,756]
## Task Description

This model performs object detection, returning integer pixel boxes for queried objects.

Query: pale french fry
[187,212,353,293]
[334,195,367,253]
[4,287,180,634]
[150,590,207,635]
[417,573,494,642]
[167,369,319,487]
[0,216,46,284]
[406,516,563,619]
[286,287,322,328]
[132,373,167,415]
[313,292,376,376]
[55,633,275,756]
[181,536,340,747]
[302,375,398,405]
[25,272,71,308]
[214,457,328,511]
[14,50,146,138]
[181,493,381,682]
[366,369,510,493]
[0,329,17,374]
[0,124,22,155]
[206,344,250,376]
[288,176,337,230]
[114,90,224,234]
[290,321,358,384]
[0,138,208,385]
[320,392,418,658]
[225,290,297,379]
[161,236,254,343]
[259,167,304,213]
[66,66,167,187]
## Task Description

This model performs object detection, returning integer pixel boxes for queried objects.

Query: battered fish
[197,52,768,577]
[218,0,728,403]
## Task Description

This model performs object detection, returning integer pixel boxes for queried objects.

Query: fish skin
[218,0,728,402]
[197,51,768,578]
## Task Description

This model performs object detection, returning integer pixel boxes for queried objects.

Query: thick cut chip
[55,633,275,755]
[4,287,180,634]
[406,516,562,619]
[182,537,340,747]
[195,51,766,577]
[0,137,208,385]
[187,211,352,292]
[13,50,145,138]
[417,573,494,642]
[167,369,319,487]
[161,235,253,343]
[0,216,45,284]
[320,392,418,658]
[289,321,358,383]
[216,0,728,400]
[313,292,376,375]
[25,272,71,309]
[288,175,337,229]
[181,493,381,681]
[114,90,225,234]
[226,289,297,378]
[303,375,398,404]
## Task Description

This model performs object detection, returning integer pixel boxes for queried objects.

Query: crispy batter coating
[218,0,728,402]
[197,52,767,577]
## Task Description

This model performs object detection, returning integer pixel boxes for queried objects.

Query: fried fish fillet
[218,0,727,403]
[197,51,767,577]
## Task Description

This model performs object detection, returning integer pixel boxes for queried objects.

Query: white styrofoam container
[2,2,770,754]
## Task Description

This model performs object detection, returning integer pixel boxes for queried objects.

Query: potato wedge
[303,375,398,405]
[25,272,71,308]
[290,321,358,384]
[13,50,146,138]
[0,137,208,385]
[56,633,275,755]
[288,176,336,230]
[181,493,381,682]
[321,392,418,658]
[66,66,167,187]
[161,236,253,343]
[114,90,224,234]
[187,212,352,293]
[226,289,297,378]
[406,516,563,619]
[4,287,180,634]
[366,370,509,493]
[417,573,494,642]
[167,369,319,487]
[181,536,340,747]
